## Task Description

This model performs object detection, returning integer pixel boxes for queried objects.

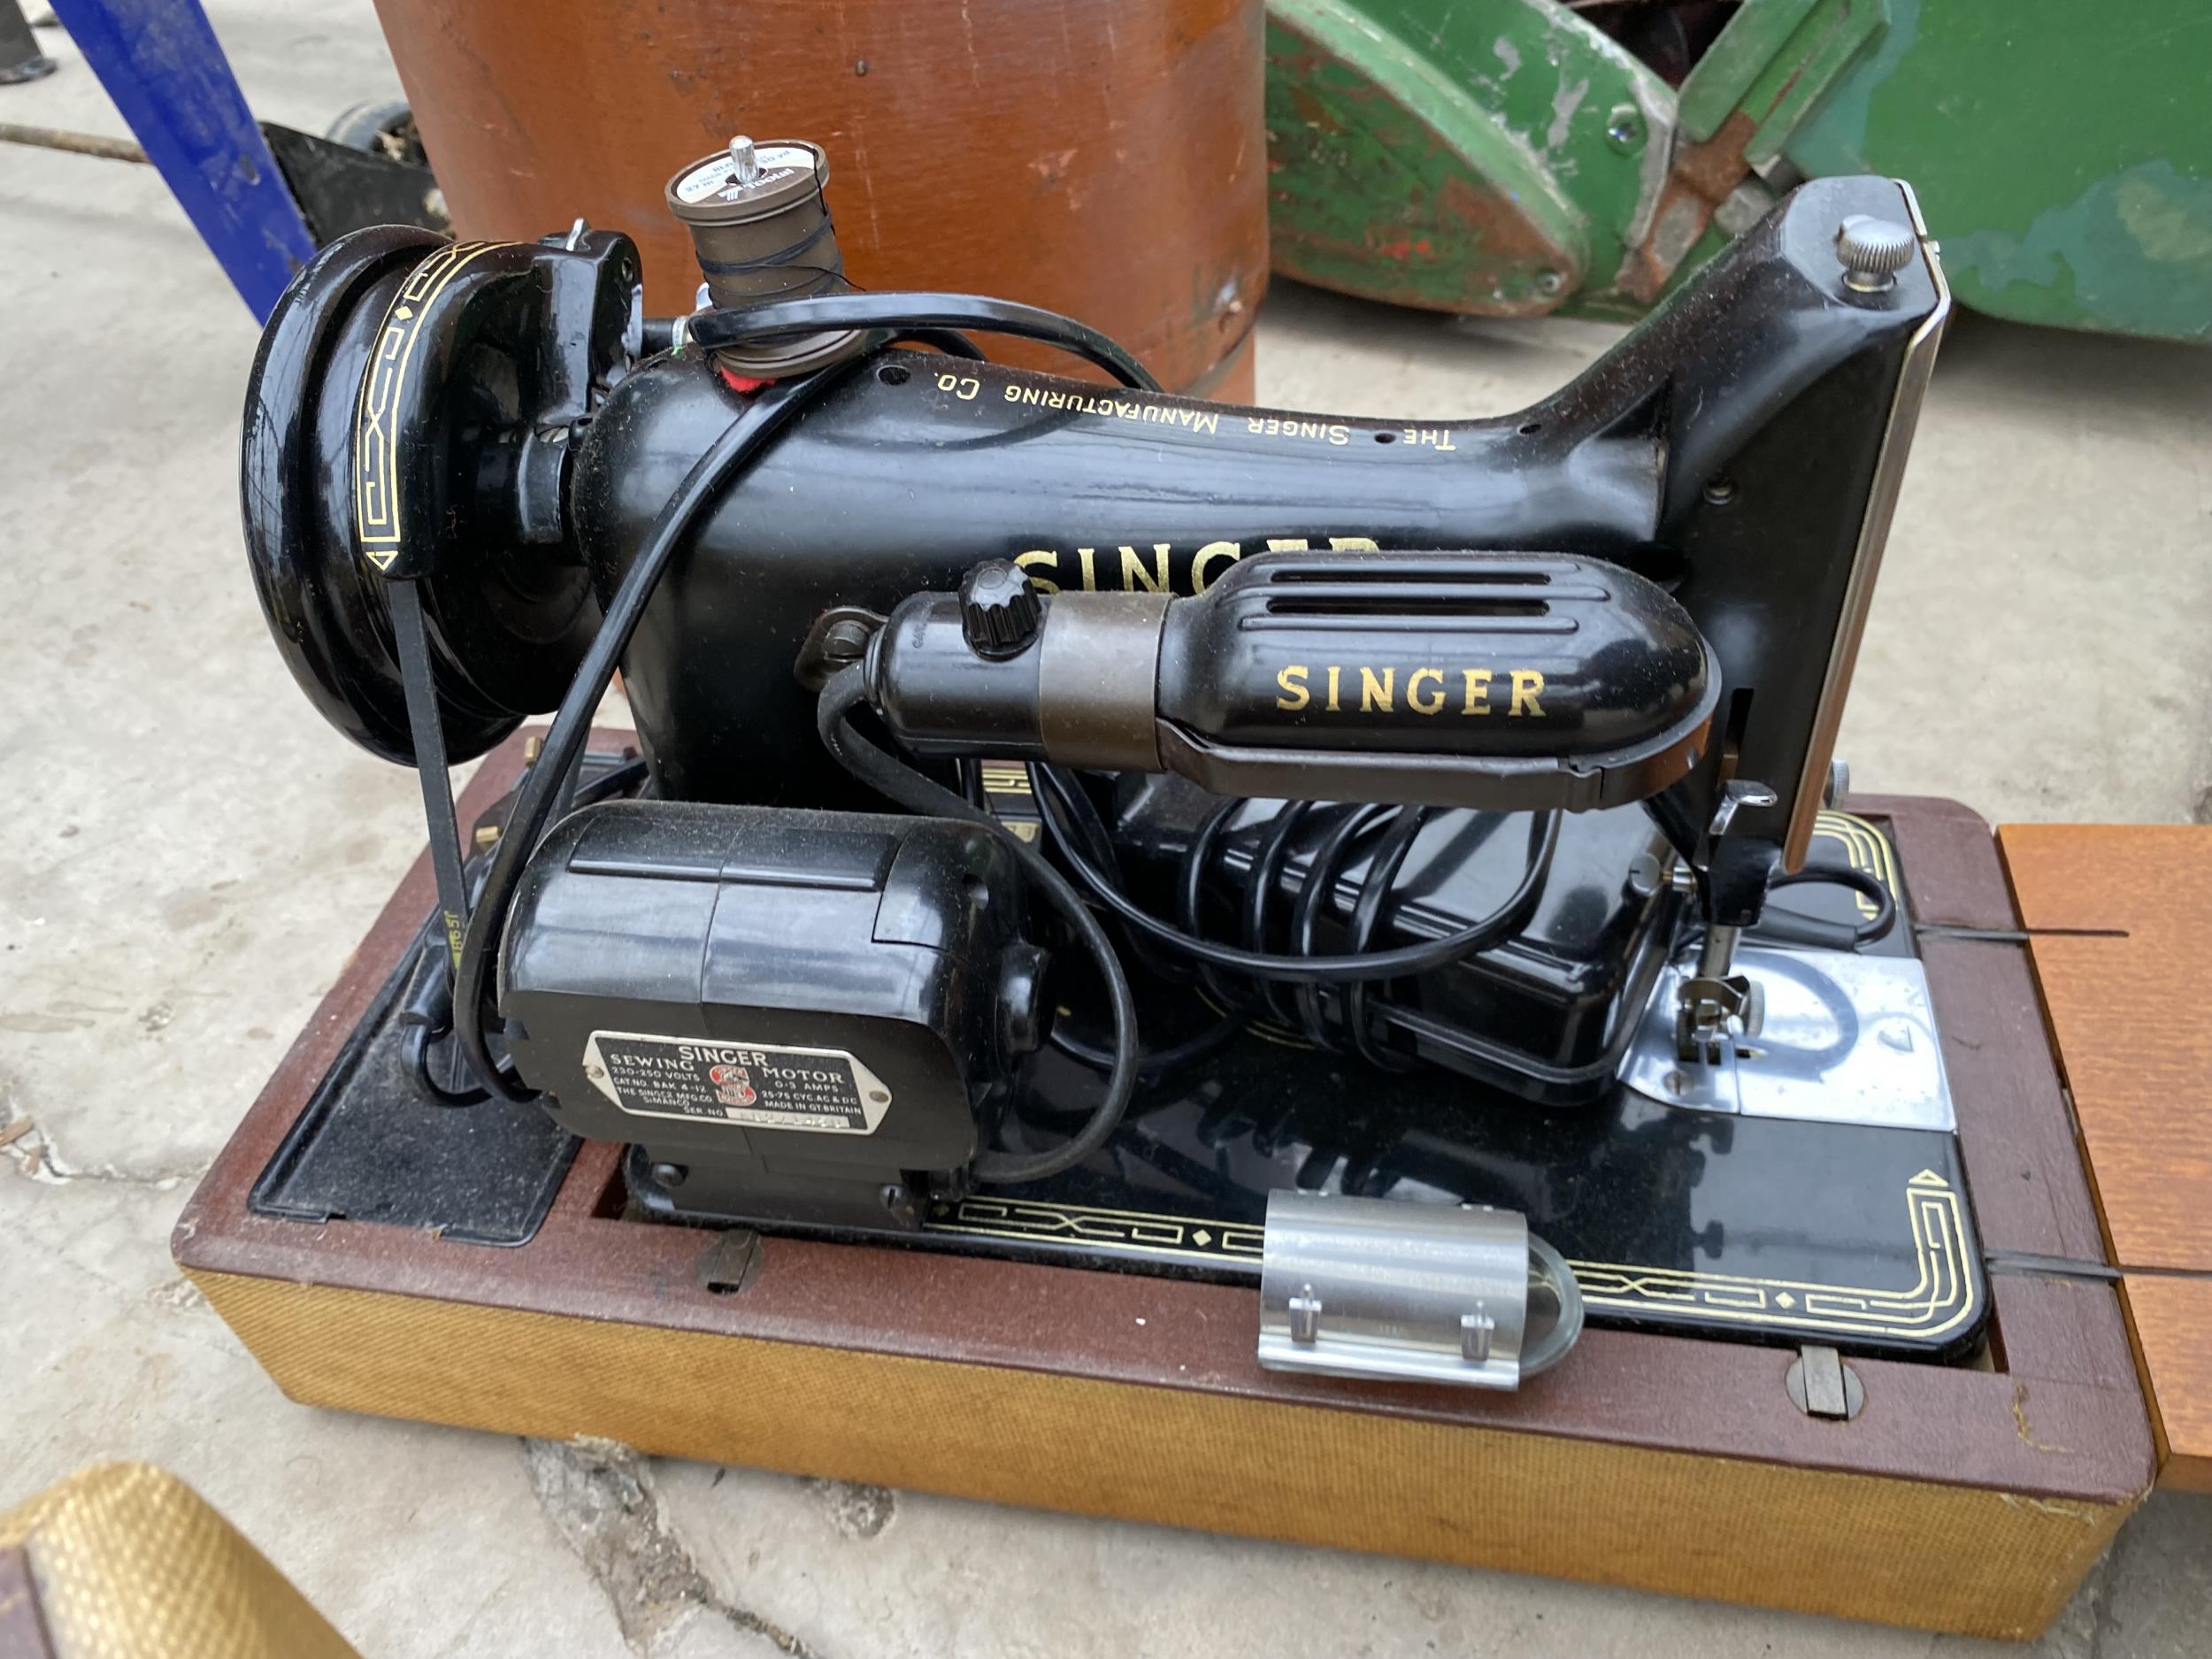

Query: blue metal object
[48,0,315,318]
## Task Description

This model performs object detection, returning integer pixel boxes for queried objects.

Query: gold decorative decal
[928,1172,1976,1342]
[1571,1170,1976,1340]
[1814,810,1899,920]
[930,1195,1265,1266]
[353,241,505,572]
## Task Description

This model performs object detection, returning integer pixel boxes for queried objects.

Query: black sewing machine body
[242,158,1985,1375]
[574,173,1936,927]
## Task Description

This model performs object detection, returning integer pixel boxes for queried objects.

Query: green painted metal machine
[1266,0,2212,341]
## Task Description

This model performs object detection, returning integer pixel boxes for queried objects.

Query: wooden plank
[1999,823,2212,1489]
[192,1265,2133,1640]
[2000,825,2212,1272]
[2124,1276,2212,1493]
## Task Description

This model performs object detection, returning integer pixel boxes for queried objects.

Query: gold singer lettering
[1192,541,1240,589]
[1119,543,1171,592]
[999,536,1384,595]
[1271,665,1547,718]
[1013,549,1062,594]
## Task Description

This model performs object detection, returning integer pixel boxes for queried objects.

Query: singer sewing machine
[178,140,2175,1635]
[227,138,1982,1395]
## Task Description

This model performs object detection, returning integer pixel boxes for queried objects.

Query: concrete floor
[3,4,2208,1655]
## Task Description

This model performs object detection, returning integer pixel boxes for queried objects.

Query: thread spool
[665,137,867,378]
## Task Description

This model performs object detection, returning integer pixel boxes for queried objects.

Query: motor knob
[960,561,1043,658]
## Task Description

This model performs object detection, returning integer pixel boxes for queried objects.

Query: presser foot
[1671,918,1765,1065]
[1673,971,1764,1065]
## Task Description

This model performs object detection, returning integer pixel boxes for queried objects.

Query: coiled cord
[1029,765,1563,1072]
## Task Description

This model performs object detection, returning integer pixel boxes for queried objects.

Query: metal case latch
[1257,1192,1584,1390]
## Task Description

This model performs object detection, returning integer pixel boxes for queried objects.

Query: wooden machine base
[174,741,2154,1640]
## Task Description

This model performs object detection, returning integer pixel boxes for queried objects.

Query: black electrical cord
[1021,765,1244,1074]
[1242,799,1321,1025]
[1761,864,1898,949]
[1340,805,1433,1072]
[1678,863,1900,956]
[408,756,651,1109]
[1030,762,1563,985]
[574,755,654,806]
[1290,804,1396,1048]
[1046,1014,1243,1082]
[895,328,988,361]
[1024,771,1193,989]
[643,317,1009,365]
[1057,783,1522,1066]
[452,379,826,1102]
[446,296,1157,1112]
[689,293,1158,391]
[817,666,1137,1184]
[1176,795,1256,1013]
[403,956,489,1109]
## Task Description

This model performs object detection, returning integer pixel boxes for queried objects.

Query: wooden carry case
[173,735,2156,1640]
